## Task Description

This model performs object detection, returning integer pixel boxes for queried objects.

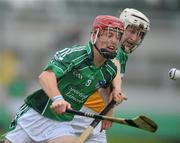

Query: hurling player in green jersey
[4,15,124,143]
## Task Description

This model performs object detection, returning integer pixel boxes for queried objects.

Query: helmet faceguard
[119,8,150,54]
[91,15,124,59]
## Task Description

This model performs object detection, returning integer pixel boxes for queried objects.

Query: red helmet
[92,15,124,32]
[91,15,124,59]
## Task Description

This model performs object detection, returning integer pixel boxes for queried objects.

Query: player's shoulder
[57,45,90,65]
[71,44,88,55]
[55,45,87,58]
[68,45,89,61]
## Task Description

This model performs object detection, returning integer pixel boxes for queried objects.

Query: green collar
[85,41,94,61]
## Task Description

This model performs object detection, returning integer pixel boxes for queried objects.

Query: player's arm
[112,59,122,92]
[38,69,71,114]
[38,69,61,98]
[111,59,125,104]
[100,58,127,130]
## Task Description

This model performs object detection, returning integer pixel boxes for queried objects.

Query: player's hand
[110,89,127,105]
[100,110,113,132]
[51,99,71,114]
[100,120,112,132]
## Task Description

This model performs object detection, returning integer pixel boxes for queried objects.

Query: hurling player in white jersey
[72,8,150,143]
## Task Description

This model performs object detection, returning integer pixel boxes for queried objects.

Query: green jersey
[116,47,128,76]
[25,42,117,121]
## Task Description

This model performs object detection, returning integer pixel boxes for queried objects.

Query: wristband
[51,95,64,102]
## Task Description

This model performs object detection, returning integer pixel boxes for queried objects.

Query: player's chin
[124,46,133,53]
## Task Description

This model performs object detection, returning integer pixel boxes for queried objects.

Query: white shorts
[5,108,76,143]
[71,106,107,143]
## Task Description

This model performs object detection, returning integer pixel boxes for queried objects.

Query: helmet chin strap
[94,44,117,59]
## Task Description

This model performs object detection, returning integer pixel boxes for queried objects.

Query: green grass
[107,135,179,143]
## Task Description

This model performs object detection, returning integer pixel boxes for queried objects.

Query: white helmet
[119,8,150,54]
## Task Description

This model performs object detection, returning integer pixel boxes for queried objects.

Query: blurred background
[0,0,180,143]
